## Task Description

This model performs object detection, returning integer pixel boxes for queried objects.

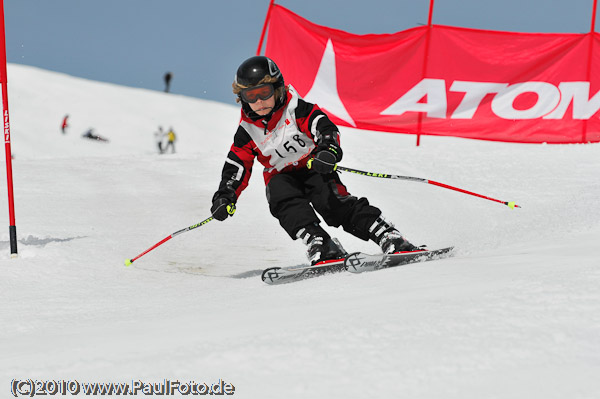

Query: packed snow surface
[1,64,599,398]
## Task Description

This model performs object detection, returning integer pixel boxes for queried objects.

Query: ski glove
[211,196,236,221]
[308,142,343,174]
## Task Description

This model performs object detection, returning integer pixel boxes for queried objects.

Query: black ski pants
[266,168,382,240]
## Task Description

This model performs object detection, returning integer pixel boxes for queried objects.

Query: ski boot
[296,223,347,265]
[369,216,420,254]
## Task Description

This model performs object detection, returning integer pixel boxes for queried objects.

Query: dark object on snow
[82,128,109,142]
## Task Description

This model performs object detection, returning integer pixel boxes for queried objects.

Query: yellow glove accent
[226,203,236,215]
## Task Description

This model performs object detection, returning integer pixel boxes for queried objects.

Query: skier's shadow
[230,269,263,279]
[0,235,86,249]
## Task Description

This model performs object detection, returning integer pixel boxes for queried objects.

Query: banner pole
[427,0,435,26]
[416,0,435,147]
[0,0,17,257]
[591,0,598,32]
[582,0,597,142]
[256,0,275,55]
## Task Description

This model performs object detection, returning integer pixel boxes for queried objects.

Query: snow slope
[1,64,599,399]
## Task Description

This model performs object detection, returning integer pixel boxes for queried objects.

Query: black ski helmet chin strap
[235,56,286,120]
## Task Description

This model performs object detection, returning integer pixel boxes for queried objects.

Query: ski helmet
[234,56,286,118]
[235,56,284,88]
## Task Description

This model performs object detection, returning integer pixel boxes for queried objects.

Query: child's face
[249,95,275,116]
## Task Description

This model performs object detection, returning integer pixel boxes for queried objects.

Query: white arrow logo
[304,39,356,127]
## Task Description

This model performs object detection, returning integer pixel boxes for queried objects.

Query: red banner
[265,5,600,143]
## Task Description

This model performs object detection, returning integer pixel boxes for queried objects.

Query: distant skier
[61,115,69,134]
[164,72,172,93]
[210,56,421,266]
[164,127,176,153]
[154,126,165,154]
[82,128,108,142]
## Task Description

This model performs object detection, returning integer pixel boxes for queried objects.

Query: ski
[261,247,454,285]
[261,257,347,285]
[344,247,454,273]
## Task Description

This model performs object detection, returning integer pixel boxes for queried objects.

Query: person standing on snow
[165,127,176,153]
[164,72,172,93]
[154,126,165,154]
[210,56,420,265]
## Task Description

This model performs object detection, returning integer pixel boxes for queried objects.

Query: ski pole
[336,165,521,209]
[125,215,216,266]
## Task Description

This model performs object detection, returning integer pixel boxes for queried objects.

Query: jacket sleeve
[212,126,257,202]
[294,99,341,147]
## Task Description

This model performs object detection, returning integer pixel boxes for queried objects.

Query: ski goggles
[240,84,274,103]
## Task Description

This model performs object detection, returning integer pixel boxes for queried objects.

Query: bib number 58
[275,135,307,158]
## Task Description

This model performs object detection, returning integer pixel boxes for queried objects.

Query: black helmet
[234,56,286,119]
[235,56,284,88]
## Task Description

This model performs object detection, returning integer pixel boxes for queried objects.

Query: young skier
[165,127,177,153]
[61,114,69,134]
[211,56,420,265]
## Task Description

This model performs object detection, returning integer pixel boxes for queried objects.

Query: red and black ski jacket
[213,85,341,202]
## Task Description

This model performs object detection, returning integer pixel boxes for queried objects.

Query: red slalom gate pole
[337,165,521,209]
[0,0,18,257]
